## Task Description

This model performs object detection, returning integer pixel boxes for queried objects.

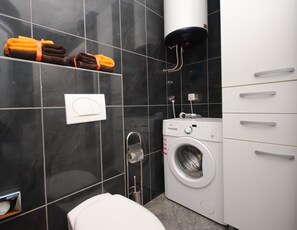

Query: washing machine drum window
[176,145,203,179]
[168,137,216,188]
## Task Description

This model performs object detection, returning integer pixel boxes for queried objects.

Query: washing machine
[163,118,225,225]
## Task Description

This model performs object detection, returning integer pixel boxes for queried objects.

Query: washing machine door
[168,137,216,188]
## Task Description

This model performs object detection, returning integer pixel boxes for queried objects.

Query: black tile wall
[171,1,222,118]
[0,0,222,227]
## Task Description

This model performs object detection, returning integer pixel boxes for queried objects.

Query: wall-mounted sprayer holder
[0,191,21,220]
[126,132,144,205]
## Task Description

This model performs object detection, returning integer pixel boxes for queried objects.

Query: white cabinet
[221,0,297,87]
[221,1,297,229]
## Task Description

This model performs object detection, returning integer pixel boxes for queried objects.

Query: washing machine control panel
[184,126,193,134]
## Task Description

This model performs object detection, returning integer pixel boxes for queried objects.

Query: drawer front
[223,139,297,230]
[223,114,297,146]
[223,81,297,113]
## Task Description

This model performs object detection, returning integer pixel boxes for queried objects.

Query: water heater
[164,0,208,48]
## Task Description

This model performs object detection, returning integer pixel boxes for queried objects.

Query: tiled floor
[145,194,228,230]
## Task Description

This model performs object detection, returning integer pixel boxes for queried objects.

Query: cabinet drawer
[221,0,297,87]
[223,114,297,146]
[223,139,297,230]
[222,81,297,113]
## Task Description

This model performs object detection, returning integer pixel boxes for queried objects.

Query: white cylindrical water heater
[164,0,208,48]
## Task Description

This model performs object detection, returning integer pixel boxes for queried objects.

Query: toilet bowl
[67,193,165,230]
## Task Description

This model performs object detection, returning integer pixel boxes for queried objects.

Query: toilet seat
[68,193,165,230]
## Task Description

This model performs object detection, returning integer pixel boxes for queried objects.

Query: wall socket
[188,93,199,101]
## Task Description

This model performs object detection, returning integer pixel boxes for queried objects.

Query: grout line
[0,13,31,23]
[208,9,220,16]
[83,0,87,52]
[145,5,164,19]
[29,0,33,38]
[39,64,49,230]
[102,172,125,184]
[183,56,221,67]
[118,0,127,197]
[206,38,210,117]
[0,107,42,110]
[98,73,104,194]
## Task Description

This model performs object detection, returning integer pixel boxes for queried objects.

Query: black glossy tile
[121,0,146,55]
[208,58,221,103]
[103,175,125,196]
[86,40,122,74]
[32,0,84,36]
[182,61,208,104]
[101,107,124,180]
[208,0,220,14]
[148,58,166,105]
[41,65,98,107]
[0,15,31,55]
[182,104,209,117]
[149,106,166,152]
[146,0,163,16]
[0,110,44,212]
[124,106,149,155]
[122,51,147,105]
[0,59,41,108]
[167,66,181,105]
[85,0,120,47]
[44,109,101,202]
[48,184,102,230]
[183,40,207,64]
[167,104,182,119]
[150,151,164,199]
[136,0,145,5]
[99,73,122,106]
[33,25,85,57]
[147,9,165,61]
[208,11,221,58]
[142,155,151,204]
[0,0,31,21]
[209,103,222,118]
[0,208,46,230]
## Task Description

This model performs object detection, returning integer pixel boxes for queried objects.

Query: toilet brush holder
[131,176,141,204]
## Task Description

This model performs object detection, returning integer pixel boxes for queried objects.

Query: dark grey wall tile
[0,0,31,21]
[33,25,85,57]
[101,107,124,180]
[41,65,98,107]
[121,0,146,55]
[182,61,208,104]
[208,11,221,58]
[208,0,220,14]
[148,58,166,105]
[44,109,101,202]
[142,155,151,204]
[0,208,47,230]
[103,175,125,196]
[86,40,122,74]
[147,9,165,60]
[85,0,120,47]
[32,0,84,36]
[209,103,222,118]
[0,59,40,108]
[136,0,145,5]
[208,58,221,103]
[149,106,166,152]
[183,40,207,64]
[0,15,31,55]
[150,151,164,199]
[0,110,44,211]
[124,106,149,155]
[47,184,102,230]
[100,73,122,106]
[146,0,163,16]
[167,104,182,119]
[167,67,181,104]
[122,51,147,105]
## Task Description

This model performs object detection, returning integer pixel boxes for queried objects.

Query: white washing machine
[163,118,225,225]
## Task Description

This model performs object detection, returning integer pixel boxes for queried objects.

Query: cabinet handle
[255,150,295,160]
[240,120,277,127]
[239,91,276,97]
[254,67,295,77]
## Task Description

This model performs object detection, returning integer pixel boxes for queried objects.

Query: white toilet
[67,193,165,230]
